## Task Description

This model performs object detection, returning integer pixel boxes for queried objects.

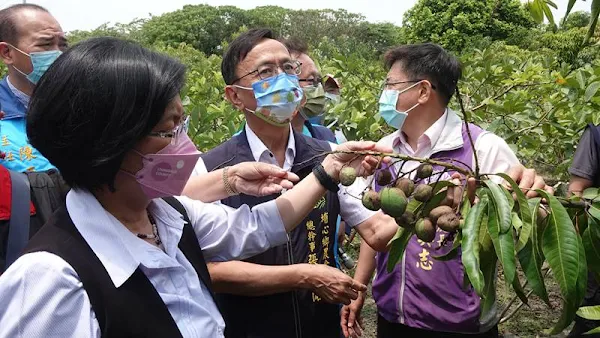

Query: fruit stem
[455,86,481,179]
[327,150,473,176]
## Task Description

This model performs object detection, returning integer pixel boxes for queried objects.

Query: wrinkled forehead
[14,10,64,43]
[237,38,291,73]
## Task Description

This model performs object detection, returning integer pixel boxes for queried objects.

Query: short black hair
[280,37,308,57]
[221,28,274,85]
[0,4,49,44]
[384,43,461,105]
[27,37,186,192]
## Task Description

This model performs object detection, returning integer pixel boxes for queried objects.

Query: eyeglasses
[148,115,190,145]
[233,60,302,83]
[382,79,437,90]
[298,76,323,87]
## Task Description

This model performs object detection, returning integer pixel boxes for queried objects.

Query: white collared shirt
[193,123,377,230]
[7,76,30,108]
[0,188,288,338]
[377,109,519,183]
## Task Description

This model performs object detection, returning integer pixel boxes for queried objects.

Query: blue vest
[0,77,55,173]
[303,120,337,143]
[201,129,342,338]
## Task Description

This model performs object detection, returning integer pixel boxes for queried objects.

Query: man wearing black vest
[193,28,401,338]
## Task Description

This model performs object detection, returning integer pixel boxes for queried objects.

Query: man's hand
[228,162,299,196]
[341,290,366,338]
[300,264,367,305]
[505,164,554,198]
[322,141,392,180]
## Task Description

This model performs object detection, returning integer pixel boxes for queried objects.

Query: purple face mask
[126,133,201,200]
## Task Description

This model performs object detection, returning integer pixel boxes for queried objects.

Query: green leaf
[542,0,556,26]
[483,180,512,234]
[461,196,489,296]
[479,247,498,323]
[562,0,578,25]
[528,0,545,23]
[585,326,600,335]
[590,204,600,222]
[387,228,413,273]
[583,187,600,201]
[495,173,533,252]
[512,275,530,306]
[585,0,600,44]
[585,82,600,102]
[584,216,600,273]
[536,190,581,334]
[577,306,600,321]
[518,198,551,306]
[487,193,517,286]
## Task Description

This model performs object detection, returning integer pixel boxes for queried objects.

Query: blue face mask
[9,44,62,85]
[378,82,421,130]
[235,73,303,127]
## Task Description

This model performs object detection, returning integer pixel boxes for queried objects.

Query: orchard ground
[342,234,572,338]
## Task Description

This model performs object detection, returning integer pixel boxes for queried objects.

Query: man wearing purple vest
[341,43,552,338]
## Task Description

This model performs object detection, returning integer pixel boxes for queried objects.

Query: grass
[342,235,572,338]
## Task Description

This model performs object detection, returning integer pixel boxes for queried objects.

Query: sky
[0,0,592,33]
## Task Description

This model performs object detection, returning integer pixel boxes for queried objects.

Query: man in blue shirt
[0,4,67,172]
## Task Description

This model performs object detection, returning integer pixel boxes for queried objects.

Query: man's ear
[224,85,245,111]
[417,80,434,105]
[0,42,14,65]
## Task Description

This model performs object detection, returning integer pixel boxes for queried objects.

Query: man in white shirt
[190,28,401,338]
[341,43,551,338]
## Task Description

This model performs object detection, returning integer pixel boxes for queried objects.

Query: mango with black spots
[413,184,433,202]
[340,167,357,186]
[415,217,436,242]
[362,190,381,211]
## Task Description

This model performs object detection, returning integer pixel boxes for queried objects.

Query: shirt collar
[244,123,296,164]
[65,188,188,288]
[393,109,459,152]
[7,76,30,108]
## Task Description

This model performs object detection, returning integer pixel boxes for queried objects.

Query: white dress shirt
[376,109,519,183]
[192,123,378,231]
[0,188,288,338]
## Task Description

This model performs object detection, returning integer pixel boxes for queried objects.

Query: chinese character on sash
[308,253,318,265]
[437,234,446,247]
[4,151,14,161]
[320,212,329,224]
[308,231,316,242]
[322,225,329,236]
[322,248,330,263]
[309,242,316,252]
[417,239,432,248]
[1,136,9,146]
[415,248,433,271]
[19,145,37,161]
[312,293,322,302]
[306,220,315,231]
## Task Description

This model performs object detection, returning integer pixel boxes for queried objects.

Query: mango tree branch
[324,150,473,176]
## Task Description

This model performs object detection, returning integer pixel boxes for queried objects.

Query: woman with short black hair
[0,37,384,337]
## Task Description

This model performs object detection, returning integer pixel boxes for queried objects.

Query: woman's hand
[322,141,392,181]
[228,162,299,196]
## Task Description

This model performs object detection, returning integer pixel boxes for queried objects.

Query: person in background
[280,37,351,267]
[0,4,69,272]
[283,37,337,143]
[0,4,67,172]
[0,37,386,337]
[341,43,553,338]
[567,125,600,337]
[189,28,402,338]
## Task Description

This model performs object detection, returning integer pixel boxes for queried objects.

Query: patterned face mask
[235,73,303,127]
[300,83,328,119]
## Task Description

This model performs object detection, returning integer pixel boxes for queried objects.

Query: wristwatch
[312,163,340,193]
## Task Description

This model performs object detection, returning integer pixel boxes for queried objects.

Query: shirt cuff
[253,200,288,248]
